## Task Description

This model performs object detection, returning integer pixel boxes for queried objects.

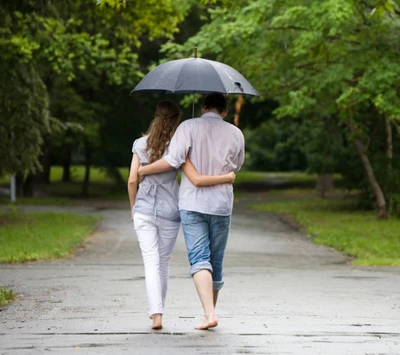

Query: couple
[127,93,244,330]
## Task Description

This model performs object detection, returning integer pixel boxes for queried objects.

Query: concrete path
[0,198,399,355]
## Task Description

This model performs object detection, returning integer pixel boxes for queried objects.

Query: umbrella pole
[192,100,195,118]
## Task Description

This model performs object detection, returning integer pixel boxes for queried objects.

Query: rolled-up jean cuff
[213,280,224,291]
[190,261,212,277]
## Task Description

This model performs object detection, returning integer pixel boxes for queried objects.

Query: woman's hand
[131,211,134,221]
[227,171,236,184]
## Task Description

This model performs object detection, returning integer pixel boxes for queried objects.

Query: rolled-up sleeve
[234,133,245,172]
[164,122,192,169]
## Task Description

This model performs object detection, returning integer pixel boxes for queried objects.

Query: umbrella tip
[234,82,244,93]
[194,47,197,58]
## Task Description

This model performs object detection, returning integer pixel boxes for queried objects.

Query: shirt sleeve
[163,121,192,169]
[234,132,245,173]
[132,139,138,154]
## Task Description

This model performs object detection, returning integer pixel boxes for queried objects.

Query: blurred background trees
[1,0,399,218]
[162,0,399,218]
[0,0,193,196]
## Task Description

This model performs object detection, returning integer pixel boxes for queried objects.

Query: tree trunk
[23,173,35,197]
[38,139,52,184]
[386,118,393,214]
[315,174,334,198]
[81,144,92,197]
[62,147,71,182]
[348,122,387,218]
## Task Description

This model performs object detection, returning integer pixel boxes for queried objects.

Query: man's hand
[131,211,135,221]
[227,171,236,184]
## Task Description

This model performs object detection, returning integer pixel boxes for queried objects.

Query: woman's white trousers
[134,213,180,316]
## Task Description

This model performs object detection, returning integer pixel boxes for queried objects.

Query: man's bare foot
[151,313,162,330]
[195,315,218,330]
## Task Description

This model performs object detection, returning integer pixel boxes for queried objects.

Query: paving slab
[0,201,399,355]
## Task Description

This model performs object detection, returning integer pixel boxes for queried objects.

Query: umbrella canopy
[131,57,260,97]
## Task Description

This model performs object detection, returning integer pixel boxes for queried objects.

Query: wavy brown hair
[145,100,181,163]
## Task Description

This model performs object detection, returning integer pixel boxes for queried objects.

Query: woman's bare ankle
[151,313,163,330]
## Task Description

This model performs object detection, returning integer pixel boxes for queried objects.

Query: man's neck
[203,109,221,116]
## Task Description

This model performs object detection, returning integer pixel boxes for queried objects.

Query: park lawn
[0,196,71,206]
[0,167,332,202]
[0,212,100,263]
[0,166,130,202]
[43,181,128,200]
[0,167,320,186]
[0,166,126,186]
[249,198,400,266]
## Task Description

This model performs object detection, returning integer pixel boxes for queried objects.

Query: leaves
[0,63,50,174]
[0,0,190,175]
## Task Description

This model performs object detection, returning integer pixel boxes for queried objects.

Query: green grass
[0,196,71,206]
[0,166,131,202]
[234,171,343,188]
[0,287,16,307]
[0,212,101,263]
[1,166,329,202]
[233,171,317,185]
[263,188,359,200]
[0,166,344,203]
[0,167,340,186]
[0,166,128,186]
[43,181,128,200]
[234,171,271,184]
[249,198,400,266]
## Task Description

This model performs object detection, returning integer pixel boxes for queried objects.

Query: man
[138,93,245,330]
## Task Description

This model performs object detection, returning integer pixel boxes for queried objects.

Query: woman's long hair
[145,100,181,163]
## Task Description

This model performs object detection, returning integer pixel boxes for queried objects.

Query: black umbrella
[131,50,260,99]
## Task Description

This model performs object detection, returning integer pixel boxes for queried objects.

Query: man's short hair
[203,93,227,114]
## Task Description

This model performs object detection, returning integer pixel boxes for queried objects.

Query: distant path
[0,197,399,355]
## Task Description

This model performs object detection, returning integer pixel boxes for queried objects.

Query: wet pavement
[0,199,399,354]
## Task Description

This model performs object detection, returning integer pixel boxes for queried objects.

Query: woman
[127,100,235,330]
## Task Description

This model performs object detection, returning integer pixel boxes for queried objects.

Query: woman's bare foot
[195,315,218,330]
[151,313,162,330]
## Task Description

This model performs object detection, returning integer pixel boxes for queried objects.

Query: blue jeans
[180,210,231,291]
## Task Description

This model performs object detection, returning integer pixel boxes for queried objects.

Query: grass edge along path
[249,198,400,266]
[0,212,101,263]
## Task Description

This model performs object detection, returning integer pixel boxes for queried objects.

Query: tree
[162,0,400,218]
[0,0,192,196]
[0,62,51,176]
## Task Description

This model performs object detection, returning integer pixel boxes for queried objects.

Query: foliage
[95,0,192,43]
[243,117,307,171]
[162,0,400,217]
[0,211,100,263]
[0,62,51,175]
[165,0,400,126]
[250,197,400,266]
[0,0,191,185]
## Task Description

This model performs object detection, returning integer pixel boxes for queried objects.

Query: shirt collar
[201,112,223,120]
